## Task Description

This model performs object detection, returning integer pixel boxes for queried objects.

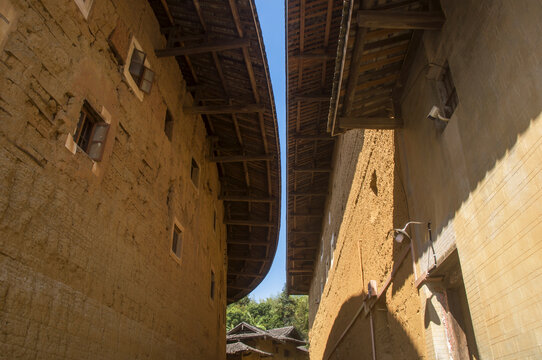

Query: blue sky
[249,0,287,301]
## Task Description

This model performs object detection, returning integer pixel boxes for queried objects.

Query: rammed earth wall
[308,130,426,360]
[0,0,227,358]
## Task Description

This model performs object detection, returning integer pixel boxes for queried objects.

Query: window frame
[190,158,200,188]
[164,109,174,141]
[73,101,110,162]
[213,209,217,232]
[170,220,184,264]
[210,269,216,301]
[123,37,154,101]
[437,62,459,119]
[128,48,155,94]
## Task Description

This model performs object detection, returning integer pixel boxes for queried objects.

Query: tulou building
[286,0,542,359]
[0,0,280,358]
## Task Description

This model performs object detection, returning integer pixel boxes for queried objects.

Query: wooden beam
[159,0,175,26]
[364,33,411,51]
[227,285,251,290]
[289,257,315,261]
[294,134,334,141]
[392,30,423,120]
[219,195,276,203]
[289,269,314,274]
[225,219,275,227]
[357,11,445,30]
[363,43,409,61]
[289,245,318,250]
[295,93,331,102]
[290,230,320,235]
[228,256,267,262]
[161,29,207,44]
[291,52,335,61]
[342,28,368,116]
[358,73,399,91]
[155,38,249,57]
[338,116,401,129]
[209,154,273,163]
[228,239,269,246]
[228,271,263,277]
[290,190,328,196]
[358,54,404,73]
[292,213,322,217]
[293,167,332,173]
[184,104,265,115]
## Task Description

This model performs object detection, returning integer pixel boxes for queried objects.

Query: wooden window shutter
[129,49,146,84]
[139,66,155,94]
[87,123,109,161]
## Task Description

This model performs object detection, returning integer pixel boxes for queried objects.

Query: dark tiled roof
[226,341,273,357]
[227,322,306,345]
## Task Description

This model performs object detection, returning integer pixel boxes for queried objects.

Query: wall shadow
[398,0,542,264]
[321,294,423,360]
[391,135,414,296]
[308,131,366,325]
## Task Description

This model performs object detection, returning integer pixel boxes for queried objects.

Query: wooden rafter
[219,195,276,203]
[291,190,328,196]
[290,230,320,235]
[227,239,270,245]
[159,0,175,25]
[342,28,368,116]
[293,166,332,173]
[357,10,445,30]
[184,104,265,115]
[209,154,273,163]
[295,92,332,102]
[224,219,275,227]
[339,116,401,129]
[227,271,263,277]
[291,52,335,61]
[147,0,281,303]
[155,38,249,57]
[292,213,322,217]
[294,134,334,141]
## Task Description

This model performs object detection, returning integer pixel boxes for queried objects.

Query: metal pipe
[427,222,438,271]
[369,311,377,360]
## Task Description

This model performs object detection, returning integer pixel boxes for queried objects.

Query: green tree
[226,286,309,339]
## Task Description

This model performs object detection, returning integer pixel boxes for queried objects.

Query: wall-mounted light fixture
[387,221,438,271]
[387,221,425,243]
[427,106,450,122]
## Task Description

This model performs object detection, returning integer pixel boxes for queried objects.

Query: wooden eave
[286,0,443,295]
[328,0,445,134]
[148,0,281,304]
[286,0,344,295]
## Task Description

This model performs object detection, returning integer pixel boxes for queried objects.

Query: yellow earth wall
[0,0,227,358]
[397,1,542,358]
[308,130,426,359]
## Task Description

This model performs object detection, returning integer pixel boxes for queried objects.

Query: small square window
[128,49,154,94]
[171,224,182,259]
[437,63,458,118]
[210,270,215,300]
[284,349,290,357]
[74,101,109,161]
[191,158,199,187]
[164,109,174,141]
